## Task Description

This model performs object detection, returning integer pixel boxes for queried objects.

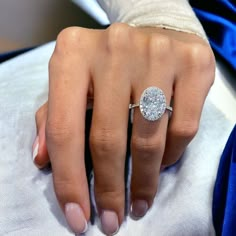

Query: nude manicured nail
[32,136,39,161]
[101,210,119,236]
[65,203,88,234]
[131,200,148,219]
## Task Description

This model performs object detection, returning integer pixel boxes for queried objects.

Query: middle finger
[89,32,132,234]
[130,53,173,219]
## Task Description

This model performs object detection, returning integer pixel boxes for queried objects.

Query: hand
[33,23,215,235]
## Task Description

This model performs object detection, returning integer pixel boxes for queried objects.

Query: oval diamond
[139,87,166,121]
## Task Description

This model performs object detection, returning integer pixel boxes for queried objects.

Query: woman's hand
[33,23,215,235]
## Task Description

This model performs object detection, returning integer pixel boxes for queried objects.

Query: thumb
[33,102,50,168]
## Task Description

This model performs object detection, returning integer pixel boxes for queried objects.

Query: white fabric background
[0,42,235,236]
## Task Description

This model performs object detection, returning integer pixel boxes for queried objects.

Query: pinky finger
[162,79,205,166]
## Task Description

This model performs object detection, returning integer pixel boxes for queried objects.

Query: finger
[33,102,50,168]
[33,90,94,169]
[46,27,92,234]
[162,66,214,166]
[90,55,131,235]
[130,83,172,219]
[129,33,175,219]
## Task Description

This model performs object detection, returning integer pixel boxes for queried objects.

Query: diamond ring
[129,86,172,121]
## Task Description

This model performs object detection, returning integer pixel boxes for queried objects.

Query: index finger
[46,27,92,233]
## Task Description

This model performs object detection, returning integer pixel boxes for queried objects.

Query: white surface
[72,0,109,24]
[0,42,235,236]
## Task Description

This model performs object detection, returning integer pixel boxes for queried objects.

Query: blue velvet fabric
[213,125,236,236]
[190,1,236,70]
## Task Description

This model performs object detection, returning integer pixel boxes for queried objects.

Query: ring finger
[130,73,173,219]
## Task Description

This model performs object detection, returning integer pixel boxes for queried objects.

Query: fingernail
[65,203,88,234]
[160,165,167,171]
[101,210,119,236]
[130,200,148,220]
[32,136,39,161]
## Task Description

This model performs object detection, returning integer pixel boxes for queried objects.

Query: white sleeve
[97,0,207,41]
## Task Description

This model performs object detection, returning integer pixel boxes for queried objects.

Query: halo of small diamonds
[139,87,167,121]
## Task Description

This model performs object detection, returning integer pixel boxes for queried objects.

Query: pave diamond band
[129,87,172,121]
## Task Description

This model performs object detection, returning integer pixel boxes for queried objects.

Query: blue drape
[213,125,236,236]
[190,1,236,70]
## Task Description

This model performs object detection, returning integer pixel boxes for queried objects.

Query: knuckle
[95,186,124,209]
[55,27,86,54]
[149,34,171,59]
[46,118,73,145]
[185,43,215,70]
[90,128,124,153]
[132,136,165,155]
[96,194,123,212]
[171,121,199,140]
[95,186,123,199]
[106,23,130,52]
[53,177,75,203]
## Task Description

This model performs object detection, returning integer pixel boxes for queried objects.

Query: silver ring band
[129,103,173,112]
